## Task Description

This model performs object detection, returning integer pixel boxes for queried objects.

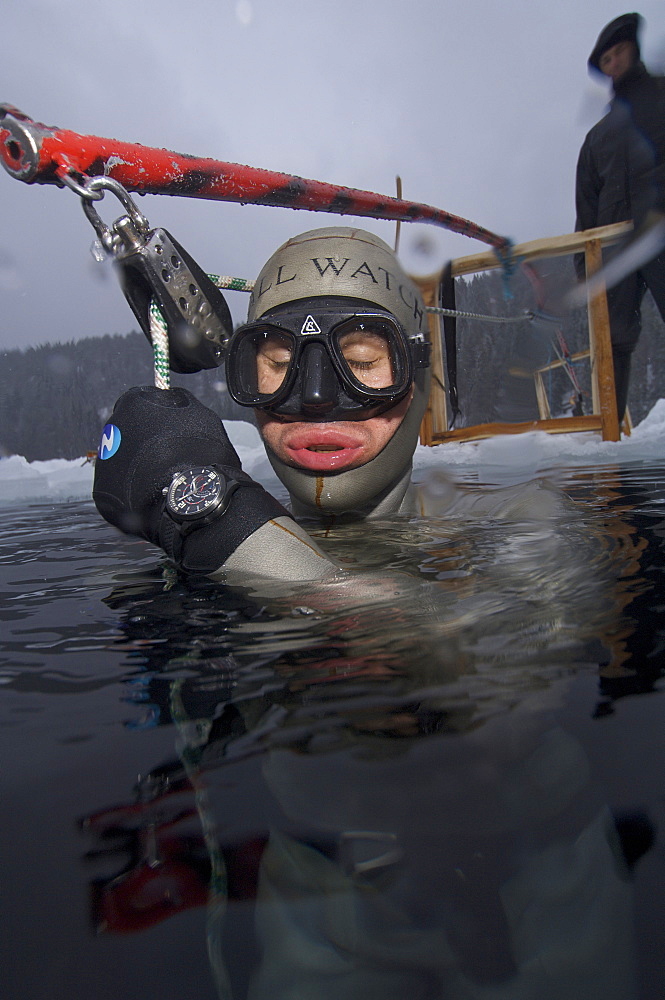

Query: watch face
[166,467,226,522]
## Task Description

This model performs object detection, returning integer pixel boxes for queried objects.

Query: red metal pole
[0,104,510,250]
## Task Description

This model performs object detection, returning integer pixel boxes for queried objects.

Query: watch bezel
[165,466,233,525]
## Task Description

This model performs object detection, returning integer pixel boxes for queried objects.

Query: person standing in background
[575,12,665,422]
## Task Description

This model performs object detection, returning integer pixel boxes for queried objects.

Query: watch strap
[158,467,290,573]
[159,510,184,563]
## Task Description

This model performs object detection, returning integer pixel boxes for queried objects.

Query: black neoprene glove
[93,386,289,573]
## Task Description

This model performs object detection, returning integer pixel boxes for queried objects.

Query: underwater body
[2,415,665,1000]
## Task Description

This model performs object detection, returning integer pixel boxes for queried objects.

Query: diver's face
[255,389,413,473]
[255,327,396,397]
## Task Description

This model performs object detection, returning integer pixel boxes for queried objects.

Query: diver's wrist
[159,474,291,574]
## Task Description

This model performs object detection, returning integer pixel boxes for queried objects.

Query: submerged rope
[168,678,231,1000]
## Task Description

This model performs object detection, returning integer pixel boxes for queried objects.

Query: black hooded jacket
[575,62,665,238]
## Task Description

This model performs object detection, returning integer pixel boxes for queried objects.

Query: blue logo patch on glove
[98,423,122,460]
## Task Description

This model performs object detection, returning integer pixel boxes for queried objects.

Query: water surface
[2,462,664,999]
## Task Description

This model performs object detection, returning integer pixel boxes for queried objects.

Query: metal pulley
[116,226,233,374]
[81,176,233,374]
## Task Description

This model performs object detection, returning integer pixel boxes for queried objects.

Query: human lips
[280,426,367,471]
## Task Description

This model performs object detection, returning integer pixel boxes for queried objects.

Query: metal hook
[80,175,151,254]
[86,176,150,229]
[60,170,105,201]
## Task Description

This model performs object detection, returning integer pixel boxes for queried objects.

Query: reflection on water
[1,466,665,998]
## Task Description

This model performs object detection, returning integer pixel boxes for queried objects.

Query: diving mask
[226,298,429,420]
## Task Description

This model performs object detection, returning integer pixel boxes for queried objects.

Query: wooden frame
[416,222,632,446]
[533,351,632,433]
[533,350,590,419]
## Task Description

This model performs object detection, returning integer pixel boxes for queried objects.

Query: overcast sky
[1,0,664,351]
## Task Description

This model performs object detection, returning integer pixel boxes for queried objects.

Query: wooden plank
[426,415,604,444]
[414,275,447,445]
[585,239,620,442]
[537,350,589,375]
[534,372,551,419]
[426,221,633,279]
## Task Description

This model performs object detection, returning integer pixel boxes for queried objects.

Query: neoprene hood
[242,227,431,518]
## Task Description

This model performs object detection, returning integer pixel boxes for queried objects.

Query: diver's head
[226,227,431,517]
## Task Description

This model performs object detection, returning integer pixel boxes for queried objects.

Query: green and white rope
[210,274,255,293]
[149,299,172,389]
[149,274,254,389]
[149,272,551,387]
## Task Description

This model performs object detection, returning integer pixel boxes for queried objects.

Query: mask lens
[335,321,403,391]
[229,326,296,403]
[227,309,414,415]
[255,329,293,394]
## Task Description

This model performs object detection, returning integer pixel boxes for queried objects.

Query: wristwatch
[164,466,240,529]
[160,465,246,562]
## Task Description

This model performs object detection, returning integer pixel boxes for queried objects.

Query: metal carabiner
[74,173,232,373]
[80,175,151,254]
[59,169,105,202]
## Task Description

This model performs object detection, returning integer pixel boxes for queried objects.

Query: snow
[0,420,271,506]
[2,404,665,507]
[413,398,665,481]
[0,455,95,505]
